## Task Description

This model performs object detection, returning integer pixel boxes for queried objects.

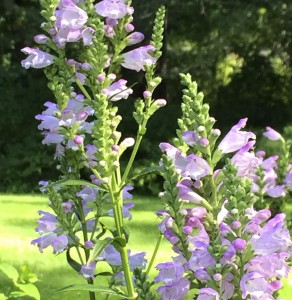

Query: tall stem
[110,176,137,299]
[146,233,163,276]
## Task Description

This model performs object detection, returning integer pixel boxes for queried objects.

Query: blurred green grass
[0,194,291,299]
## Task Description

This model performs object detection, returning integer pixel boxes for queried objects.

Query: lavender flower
[218,118,256,154]
[80,262,96,279]
[263,126,282,141]
[21,47,54,69]
[102,79,133,101]
[122,45,156,72]
[95,0,134,19]
[197,287,220,300]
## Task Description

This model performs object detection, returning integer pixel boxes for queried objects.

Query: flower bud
[213,273,222,281]
[232,221,241,229]
[111,145,120,152]
[143,90,152,98]
[108,73,116,80]
[120,137,135,148]
[85,241,94,249]
[199,138,209,147]
[125,23,135,32]
[183,226,192,234]
[34,34,49,44]
[197,125,205,132]
[233,238,246,251]
[97,74,105,82]
[155,99,167,107]
[211,129,221,137]
[73,135,84,145]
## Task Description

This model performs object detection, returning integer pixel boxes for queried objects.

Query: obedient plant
[22,1,292,299]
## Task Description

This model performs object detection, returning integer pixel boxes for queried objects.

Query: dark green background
[1,0,292,192]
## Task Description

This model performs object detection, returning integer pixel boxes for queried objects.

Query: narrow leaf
[88,239,112,263]
[54,179,108,192]
[0,263,19,282]
[129,166,163,183]
[66,249,82,273]
[52,284,127,298]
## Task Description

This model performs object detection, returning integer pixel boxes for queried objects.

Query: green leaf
[129,166,163,183]
[112,237,127,252]
[15,283,40,300]
[66,248,82,273]
[87,239,112,263]
[52,284,127,298]
[0,293,7,300]
[54,179,108,192]
[0,263,19,282]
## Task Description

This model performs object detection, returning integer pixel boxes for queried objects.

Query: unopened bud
[155,99,167,107]
[73,135,84,145]
[108,73,116,80]
[213,273,222,281]
[34,34,49,44]
[99,160,106,167]
[199,138,209,147]
[211,129,221,137]
[197,126,205,132]
[125,23,134,32]
[143,90,152,98]
[97,74,105,82]
[121,137,135,148]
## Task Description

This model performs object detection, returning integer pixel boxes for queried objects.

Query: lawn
[0,194,291,299]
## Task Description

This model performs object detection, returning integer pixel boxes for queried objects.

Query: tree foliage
[1,0,292,192]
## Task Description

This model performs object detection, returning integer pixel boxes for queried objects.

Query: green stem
[110,177,137,299]
[146,233,163,276]
[121,131,144,186]
[76,78,93,100]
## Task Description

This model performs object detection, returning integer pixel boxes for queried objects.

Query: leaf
[87,239,112,263]
[52,284,127,298]
[0,293,7,300]
[0,263,19,282]
[66,248,82,273]
[15,283,40,300]
[129,166,163,183]
[112,237,127,252]
[54,179,108,192]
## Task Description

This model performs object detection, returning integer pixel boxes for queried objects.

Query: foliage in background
[1,0,292,192]
[0,263,40,299]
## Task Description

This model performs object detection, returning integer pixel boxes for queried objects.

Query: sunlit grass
[0,194,291,299]
[0,194,172,299]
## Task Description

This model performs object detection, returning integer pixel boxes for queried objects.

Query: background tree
[1,0,292,192]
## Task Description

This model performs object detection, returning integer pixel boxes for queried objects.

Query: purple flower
[35,210,58,234]
[80,262,96,279]
[218,118,256,154]
[95,0,134,19]
[240,272,281,299]
[182,131,199,146]
[122,45,156,72]
[263,126,282,141]
[99,244,121,265]
[250,214,292,255]
[102,79,133,101]
[55,0,88,30]
[31,233,68,253]
[122,185,133,200]
[157,277,190,300]
[231,141,260,177]
[21,47,54,69]
[245,253,290,278]
[177,182,205,204]
[126,32,144,45]
[129,252,147,270]
[184,154,211,180]
[155,262,185,285]
[51,234,69,253]
[62,200,74,213]
[285,168,292,190]
[197,288,220,300]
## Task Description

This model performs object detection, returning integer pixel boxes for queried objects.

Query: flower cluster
[157,74,292,299]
